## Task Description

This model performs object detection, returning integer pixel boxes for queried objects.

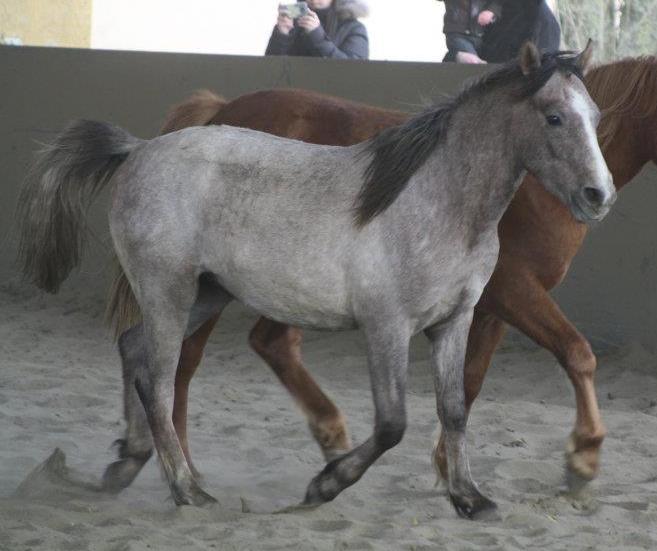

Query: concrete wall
[1,45,656,352]
[0,1,92,47]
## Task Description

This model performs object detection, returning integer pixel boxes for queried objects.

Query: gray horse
[18,43,615,518]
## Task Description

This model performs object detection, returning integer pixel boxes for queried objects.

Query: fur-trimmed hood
[335,0,369,19]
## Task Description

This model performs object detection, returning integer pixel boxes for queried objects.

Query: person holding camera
[439,0,503,63]
[265,0,369,60]
[478,0,560,63]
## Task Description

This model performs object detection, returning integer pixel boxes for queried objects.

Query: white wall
[91,0,447,61]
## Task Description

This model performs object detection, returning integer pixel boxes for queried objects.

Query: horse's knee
[375,417,406,449]
[562,336,596,379]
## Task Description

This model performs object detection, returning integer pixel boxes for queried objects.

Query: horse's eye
[546,115,562,126]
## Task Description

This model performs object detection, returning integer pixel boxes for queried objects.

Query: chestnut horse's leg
[433,309,507,481]
[173,315,220,478]
[490,272,604,484]
[435,263,605,486]
[248,317,351,460]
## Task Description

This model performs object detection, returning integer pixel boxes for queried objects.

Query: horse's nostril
[583,187,604,206]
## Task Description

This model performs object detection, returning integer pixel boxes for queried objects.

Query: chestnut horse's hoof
[565,432,601,488]
[449,492,498,520]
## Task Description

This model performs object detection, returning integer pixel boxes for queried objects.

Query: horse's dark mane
[354,51,584,227]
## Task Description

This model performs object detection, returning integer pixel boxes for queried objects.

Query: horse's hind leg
[102,322,154,493]
[425,312,496,519]
[174,314,220,478]
[248,317,351,460]
[103,276,230,501]
[131,275,219,506]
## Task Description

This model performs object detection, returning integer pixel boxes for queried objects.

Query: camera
[279,2,310,19]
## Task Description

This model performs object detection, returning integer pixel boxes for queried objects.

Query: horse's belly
[204,244,356,331]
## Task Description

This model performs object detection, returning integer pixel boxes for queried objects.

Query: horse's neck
[419,101,523,233]
[604,128,649,191]
[605,117,654,192]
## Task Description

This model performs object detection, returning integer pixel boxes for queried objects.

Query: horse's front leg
[303,321,410,504]
[433,309,507,482]
[425,311,496,519]
[485,265,605,486]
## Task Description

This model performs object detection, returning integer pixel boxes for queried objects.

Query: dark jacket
[480,0,560,62]
[265,0,369,60]
[441,0,503,37]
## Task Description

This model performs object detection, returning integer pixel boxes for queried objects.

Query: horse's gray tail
[17,119,143,293]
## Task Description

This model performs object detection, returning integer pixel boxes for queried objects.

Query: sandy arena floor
[1,278,657,551]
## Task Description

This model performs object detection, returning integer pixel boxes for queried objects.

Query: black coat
[441,0,503,37]
[480,0,561,62]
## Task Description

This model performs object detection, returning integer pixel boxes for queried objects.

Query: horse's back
[210,89,408,146]
[109,124,367,328]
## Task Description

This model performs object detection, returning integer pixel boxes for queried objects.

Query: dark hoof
[303,461,343,506]
[449,492,497,520]
[101,456,150,494]
[303,477,332,506]
[172,479,217,507]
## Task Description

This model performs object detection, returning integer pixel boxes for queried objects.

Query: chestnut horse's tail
[107,260,141,338]
[17,119,142,293]
[160,89,228,134]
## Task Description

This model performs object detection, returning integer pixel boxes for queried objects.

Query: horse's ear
[575,39,595,76]
[519,42,541,76]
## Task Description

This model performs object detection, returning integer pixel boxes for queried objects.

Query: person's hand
[456,51,487,64]
[276,12,294,35]
[477,10,496,26]
[297,10,321,33]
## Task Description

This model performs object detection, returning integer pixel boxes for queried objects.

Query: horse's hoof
[101,457,149,494]
[565,432,602,484]
[449,492,497,520]
[565,464,594,493]
[303,465,341,506]
[303,478,332,506]
[173,480,218,507]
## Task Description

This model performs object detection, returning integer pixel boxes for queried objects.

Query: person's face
[306,0,332,10]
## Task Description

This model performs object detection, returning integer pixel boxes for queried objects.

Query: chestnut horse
[124,56,657,485]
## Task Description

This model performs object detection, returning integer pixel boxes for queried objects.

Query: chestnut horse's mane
[586,56,657,150]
